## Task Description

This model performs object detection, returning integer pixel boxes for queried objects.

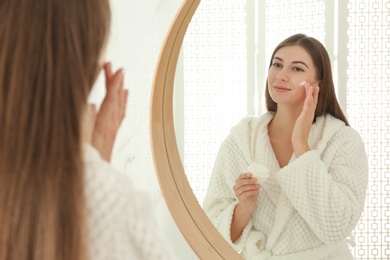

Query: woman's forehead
[273,45,313,64]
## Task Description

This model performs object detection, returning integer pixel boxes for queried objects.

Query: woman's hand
[91,62,129,161]
[292,84,320,157]
[231,173,260,242]
[233,173,260,213]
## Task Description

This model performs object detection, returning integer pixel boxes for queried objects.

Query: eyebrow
[273,56,309,69]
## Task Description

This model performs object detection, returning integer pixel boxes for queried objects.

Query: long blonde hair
[0,0,110,259]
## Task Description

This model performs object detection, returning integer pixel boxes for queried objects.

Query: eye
[293,67,304,72]
[272,62,282,68]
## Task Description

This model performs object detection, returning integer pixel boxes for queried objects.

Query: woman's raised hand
[91,62,129,161]
[291,83,320,157]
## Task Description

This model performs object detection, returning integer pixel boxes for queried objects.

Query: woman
[203,34,368,259]
[0,0,176,259]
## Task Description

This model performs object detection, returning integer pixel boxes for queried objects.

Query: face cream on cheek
[299,80,307,87]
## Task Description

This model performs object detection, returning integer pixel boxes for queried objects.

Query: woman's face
[267,45,319,107]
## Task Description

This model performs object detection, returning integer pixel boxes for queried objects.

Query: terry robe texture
[83,144,177,260]
[203,112,368,260]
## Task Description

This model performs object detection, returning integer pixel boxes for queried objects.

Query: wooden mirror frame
[150,0,242,259]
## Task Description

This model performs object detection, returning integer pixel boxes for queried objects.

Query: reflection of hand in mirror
[203,33,368,259]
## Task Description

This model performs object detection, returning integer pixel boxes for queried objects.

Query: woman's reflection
[203,34,368,259]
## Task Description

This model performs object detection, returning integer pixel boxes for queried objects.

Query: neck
[268,105,303,139]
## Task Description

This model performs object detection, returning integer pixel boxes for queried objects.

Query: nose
[276,68,288,82]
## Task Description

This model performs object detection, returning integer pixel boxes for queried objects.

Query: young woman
[0,0,176,259]
[203,34,368,259]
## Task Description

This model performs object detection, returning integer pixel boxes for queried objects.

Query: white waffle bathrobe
[203,112,368,260]
[83,144,177,260]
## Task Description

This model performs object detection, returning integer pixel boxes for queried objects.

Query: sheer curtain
[178,0,390,259]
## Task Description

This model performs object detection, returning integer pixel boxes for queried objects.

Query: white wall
[89,0,197,258]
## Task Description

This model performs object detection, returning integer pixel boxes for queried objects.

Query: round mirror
[151,1,389,260]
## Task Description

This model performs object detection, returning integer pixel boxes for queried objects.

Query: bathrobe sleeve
[273,126,368,244]
[202,117,255,250]
[84,144,178,260]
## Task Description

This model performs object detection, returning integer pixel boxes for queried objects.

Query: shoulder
[83,145,171,259]
[313,114,365,155]
[83,144,132,193]
[83,144,151,214]
[230,112,274,135]
[323,114,363,142]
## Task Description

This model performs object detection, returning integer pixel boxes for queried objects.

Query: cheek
[266,82,276,101]
[98,56,105,69]
[267,71,278,88]
[297,87,307,101]
[267,68,277,80]
[98,47,107,68]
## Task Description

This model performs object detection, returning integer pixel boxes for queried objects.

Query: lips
[274,86,291,92]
